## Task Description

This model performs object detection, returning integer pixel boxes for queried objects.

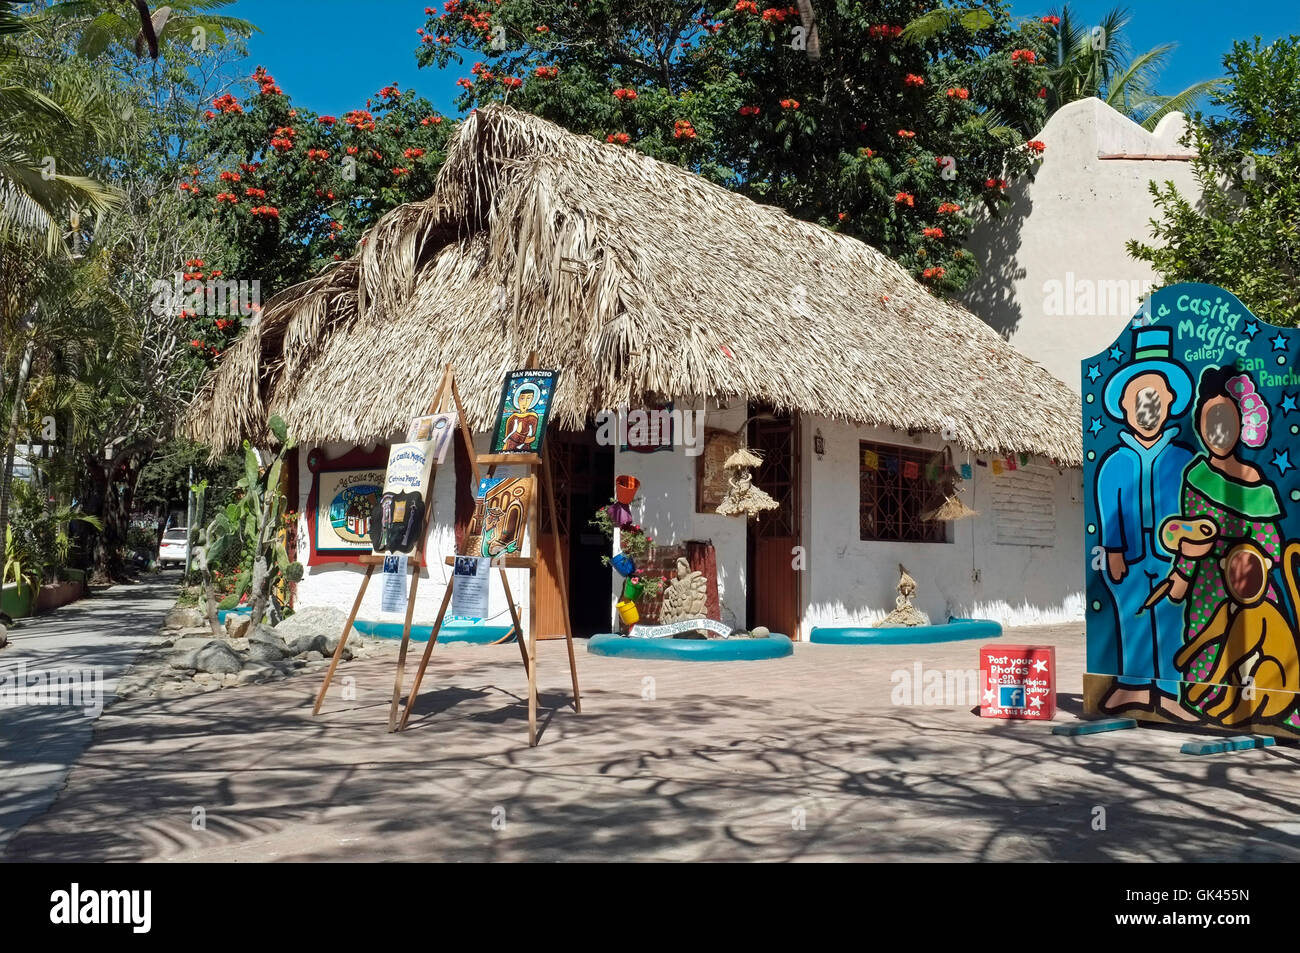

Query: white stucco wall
[962,98,1201,391]
[800,417,1084,630]
[609,399,749,629]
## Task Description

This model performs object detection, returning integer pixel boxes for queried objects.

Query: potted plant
[615,474,640,505]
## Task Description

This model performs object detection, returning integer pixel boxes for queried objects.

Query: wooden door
[535,437,573,640]
[747,412,802,639]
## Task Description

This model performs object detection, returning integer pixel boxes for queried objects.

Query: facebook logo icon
[998,684,1026,709]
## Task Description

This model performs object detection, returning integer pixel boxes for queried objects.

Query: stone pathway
[5,621,1299,862]
[0,574,177,852]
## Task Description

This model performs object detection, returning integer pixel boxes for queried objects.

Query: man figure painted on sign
[1095,326,1197,719]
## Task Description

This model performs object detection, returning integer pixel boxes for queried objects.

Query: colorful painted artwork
[314,467,385,555]
[462,476,534,560]
[1083,283,1300,736]
[490,369,558,454]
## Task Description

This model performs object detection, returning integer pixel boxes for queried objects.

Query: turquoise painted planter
[809,617,1001,645]
[588,632,793,661]
[351,619,516,644]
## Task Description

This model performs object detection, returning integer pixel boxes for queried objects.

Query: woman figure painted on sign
[502,383,541,452]
[1163,367,1285,706]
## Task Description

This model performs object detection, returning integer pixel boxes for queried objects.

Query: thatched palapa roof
[186,105,1083,465]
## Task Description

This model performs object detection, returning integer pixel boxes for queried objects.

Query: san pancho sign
[1083,283,1300,736]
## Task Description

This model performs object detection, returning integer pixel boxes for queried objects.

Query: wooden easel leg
[386,567,423,732]
[542,448,582,713]
[526,620,539,747]
[498,565,529,673]
[397,581,454,732]
[313,565,374,715]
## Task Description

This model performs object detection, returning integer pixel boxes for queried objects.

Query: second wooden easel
[312,360,581,747]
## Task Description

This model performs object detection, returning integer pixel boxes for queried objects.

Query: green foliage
[195,414,300,618]
[1127,36,1300,325]
[3,477,102,586]
[417,0,1054,293]
[1040,5,1222,130]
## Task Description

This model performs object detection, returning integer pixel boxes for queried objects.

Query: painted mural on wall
[1083,283,1300,735]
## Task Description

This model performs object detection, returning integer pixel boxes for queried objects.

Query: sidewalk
[0,574,176,851]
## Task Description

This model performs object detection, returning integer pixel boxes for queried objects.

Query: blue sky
[224,1,1300,117]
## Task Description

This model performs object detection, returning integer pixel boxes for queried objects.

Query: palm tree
[1045,5,1222,131]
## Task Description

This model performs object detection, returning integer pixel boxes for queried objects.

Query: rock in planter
[246,640,289,663]
[303,650,324,662]
[249,625,289,649]
[164,607,204,630]
[226,616,253,639]
[194,642,243,675]
[292,634,330,657]
[272,605,350,644]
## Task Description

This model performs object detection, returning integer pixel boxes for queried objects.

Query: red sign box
[979,644,1055,720]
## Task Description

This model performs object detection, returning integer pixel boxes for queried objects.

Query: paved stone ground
[0,575,176,853]
[5,622,1300,862]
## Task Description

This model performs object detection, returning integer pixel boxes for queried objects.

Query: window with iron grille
[859,440,950,543]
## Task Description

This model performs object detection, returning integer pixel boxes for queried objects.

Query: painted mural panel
[1083,283,1300,735]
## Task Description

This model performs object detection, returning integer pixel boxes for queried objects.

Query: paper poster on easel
[451,555,490,619]
[371,411,458,554]
[490,369,559,454]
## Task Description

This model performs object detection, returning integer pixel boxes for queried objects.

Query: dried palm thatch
[184,105,1082,465]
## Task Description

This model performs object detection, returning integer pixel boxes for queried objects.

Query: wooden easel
[312,360,581,747]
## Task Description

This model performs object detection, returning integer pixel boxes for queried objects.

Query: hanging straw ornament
[716,447,778,518]
[920,446,978,521]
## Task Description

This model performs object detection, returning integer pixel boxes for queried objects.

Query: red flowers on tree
[897,129,916,138]
[735,0,758,12]
[946,87,970,99]
[211,93,243,114]
[249,206,280,218]
[613,87,638,100]
[921,266,946,280]
[904,73,925,87]
[1025,139,1046,153]
[673,119,697,139]
[779,98,800,109]
[535,66,558,79]
[867,24,903,39]
[502,76,523,89]
[936,202,962,214]
[1040,15,1061,26]
[606,132,630,144]
[738,105,760,116]
[895,192,915,206]
[1010,48,1037,63]
[922,227,944,238]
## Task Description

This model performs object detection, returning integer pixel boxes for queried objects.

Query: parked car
[158,528,189,568]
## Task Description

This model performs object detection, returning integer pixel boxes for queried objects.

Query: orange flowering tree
[417,0,1055,292]
[188,69,455,301]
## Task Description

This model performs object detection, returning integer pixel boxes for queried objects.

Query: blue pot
[611,552,636,577]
